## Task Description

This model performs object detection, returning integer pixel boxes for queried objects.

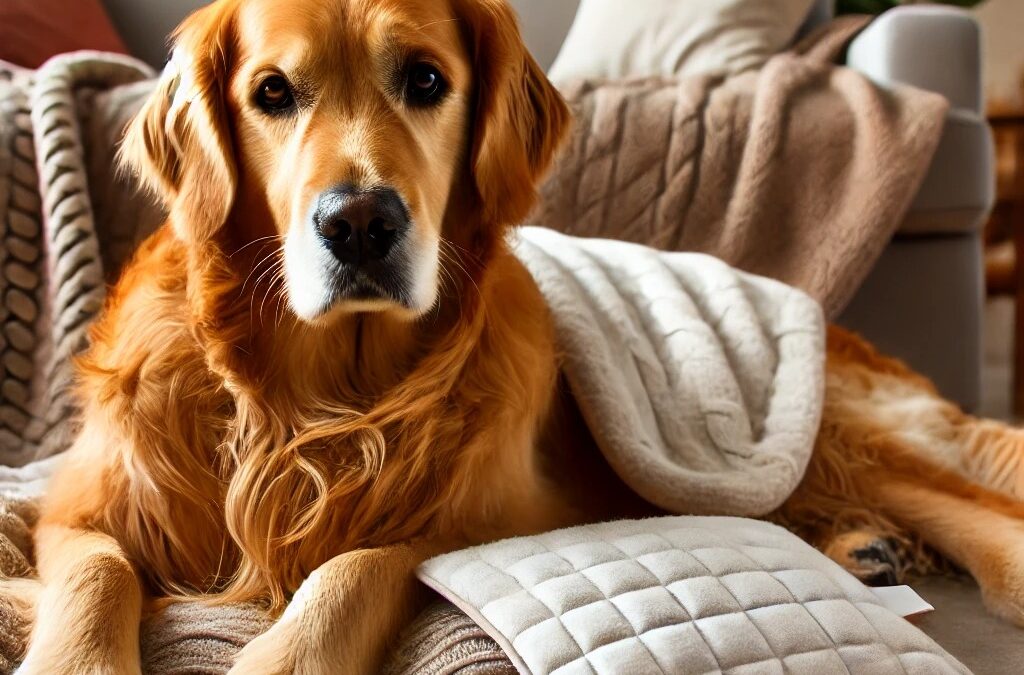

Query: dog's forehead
[235,0,464,65]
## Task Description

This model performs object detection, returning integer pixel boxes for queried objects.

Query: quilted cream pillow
[419,517,967,675]
[548,0,817,83]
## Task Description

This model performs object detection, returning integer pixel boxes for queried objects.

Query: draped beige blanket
[532,16,949,317]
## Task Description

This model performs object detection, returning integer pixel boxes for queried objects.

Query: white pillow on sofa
[548,0,817,82]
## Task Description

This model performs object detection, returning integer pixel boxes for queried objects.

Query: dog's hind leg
[868,475,1024,626]
[16,525,143,675]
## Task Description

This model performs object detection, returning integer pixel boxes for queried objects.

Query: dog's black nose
[313,186,410,264]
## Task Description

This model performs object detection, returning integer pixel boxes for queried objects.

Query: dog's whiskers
[228,234,284,259]
[256,259,286,327]
[239,249,282,299]
[439,240,482,298]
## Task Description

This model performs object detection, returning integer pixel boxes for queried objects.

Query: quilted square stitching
[836,643,905,673]
[739,544,809,572]
[656,527,727,552]
[851,601,955,672]
[531,570,607,616]
[689,546,761,576]
[693,611,776,670]
[558,541,623,570]
[612,532,674,558]
[551,658,598,675]
[421,519,961,675]
[804,599,884,647]
[448,559,524,608]
[782,648,851,674]
[745,604,832,657]
[667,575,742,619]
[515,616,588,674]
[635,548,710,584]
[477,539,551,569]
[854,603,945,657]
[538,527,598,551]
[638,623,721,674]
[581,559,660,598]
[771,569,846,603]
[719,657,785,675]
[481,589,555,639]
[610,586,690,634]
[719,571,795,610]
[561,600,637,653]
[585,637,665,675]
[507,551,577,587]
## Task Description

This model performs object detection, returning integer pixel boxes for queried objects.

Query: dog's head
[122,0,569,323]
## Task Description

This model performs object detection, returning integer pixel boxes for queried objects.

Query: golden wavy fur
[7,0,1024,672]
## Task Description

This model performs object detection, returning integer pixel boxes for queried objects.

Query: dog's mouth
[283,224,440,323]
[327,261,415,309]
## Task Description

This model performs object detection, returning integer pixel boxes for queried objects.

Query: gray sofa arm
[847,6,982,114]
[845,6,994,235]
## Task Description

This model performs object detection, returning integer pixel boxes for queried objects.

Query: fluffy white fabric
[513,228,824,516]
[548,0,816,83]
[419,516,968,675]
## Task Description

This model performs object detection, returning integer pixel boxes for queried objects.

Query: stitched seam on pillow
[639,534,791,669]
[446,522,947,672]
[515,530,871,664]
[658,531,860,673]
[651,531,863,669]
[500,549,603,673]
[846,602,911,675]
[571,527,670,671]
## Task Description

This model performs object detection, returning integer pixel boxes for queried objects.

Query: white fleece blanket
[512,227,825,516]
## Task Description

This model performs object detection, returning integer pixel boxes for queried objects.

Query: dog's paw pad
[848,538,902,587]
[824,532,905,587]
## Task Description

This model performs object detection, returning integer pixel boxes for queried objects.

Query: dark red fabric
[0,0,128,68]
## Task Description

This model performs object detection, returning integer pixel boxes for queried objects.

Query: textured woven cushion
[419,517,967,674]
[0,55,158,467]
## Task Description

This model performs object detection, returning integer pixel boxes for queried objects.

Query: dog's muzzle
[307,184,419,307]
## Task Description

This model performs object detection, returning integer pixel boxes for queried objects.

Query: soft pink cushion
[0,0,128,68]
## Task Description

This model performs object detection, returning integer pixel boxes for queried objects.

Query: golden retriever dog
[6,0,1024,672]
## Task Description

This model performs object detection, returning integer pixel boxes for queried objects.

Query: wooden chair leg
[1013,203,1024,418]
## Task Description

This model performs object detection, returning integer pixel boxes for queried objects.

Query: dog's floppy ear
[457,0,571,228]
[120,1,237,243]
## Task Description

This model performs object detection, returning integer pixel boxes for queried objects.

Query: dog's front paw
[229,620,300,675]
[0,578,36,673]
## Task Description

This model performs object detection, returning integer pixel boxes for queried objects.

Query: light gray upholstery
[837,5,990,411]
[841,236,984,405]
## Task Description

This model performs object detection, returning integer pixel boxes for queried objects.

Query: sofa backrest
[102,0,834,71]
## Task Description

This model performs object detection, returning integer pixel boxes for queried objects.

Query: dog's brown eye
[256,76,295,113]
[406,63,446,106]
